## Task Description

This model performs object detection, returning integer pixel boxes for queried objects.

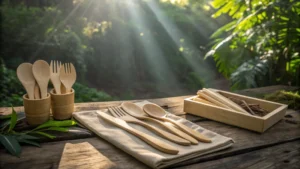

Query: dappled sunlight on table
[58,142,115,169]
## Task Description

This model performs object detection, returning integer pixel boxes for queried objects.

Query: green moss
[264,90,300,110]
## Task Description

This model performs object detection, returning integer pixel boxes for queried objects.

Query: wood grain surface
[0,86,299,169]
[175,140,300,169]
[0,109,299,169]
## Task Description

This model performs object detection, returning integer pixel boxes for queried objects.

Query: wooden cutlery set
[17,60,77,125]
[98,102,212,155]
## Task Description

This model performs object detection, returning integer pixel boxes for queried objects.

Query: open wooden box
[184,89,288,133]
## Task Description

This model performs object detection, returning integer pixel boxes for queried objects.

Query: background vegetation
[0,0,299,107]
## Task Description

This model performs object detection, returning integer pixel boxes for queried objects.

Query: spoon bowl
[143,103,212,143]
[17,63,36,99]
[32,60,50,99]
[121,102,148,119]
[143,104,167,119]
[122,102,198,144]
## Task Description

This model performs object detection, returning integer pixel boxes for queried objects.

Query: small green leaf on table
[33,120,77,131]
[45,126,69,132]
[32,131,56,139]
[0,134,21,157]
[18,139,40,147]
[7,107,17,133]
[16,134,40,140]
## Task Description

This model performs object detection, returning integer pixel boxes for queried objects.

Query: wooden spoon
[121,102,198,145]
[17,63,35,99]
[32,60,50,99]
[143,104,212,143]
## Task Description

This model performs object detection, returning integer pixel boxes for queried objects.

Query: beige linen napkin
[73,101,234,168]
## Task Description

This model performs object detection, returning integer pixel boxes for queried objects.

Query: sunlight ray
[125,1,182,93]
[145,0,217,86]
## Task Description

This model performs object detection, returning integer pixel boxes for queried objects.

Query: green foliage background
[206,0,300,90]
[0,0,299,106]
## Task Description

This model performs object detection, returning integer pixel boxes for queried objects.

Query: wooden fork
[60,63,76,93]
[50,60,62,94]
[98,112,179,154]
[109,106,190,146]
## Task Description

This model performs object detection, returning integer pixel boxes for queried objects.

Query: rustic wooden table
[0,94,300,169]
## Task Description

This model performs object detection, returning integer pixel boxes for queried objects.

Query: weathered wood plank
[1,86,299,168]
[0,96,190,143]
[1,85,297,116]
[0,111,299,169]
[175,140,300,169]
[169,110,300,168]
[0,137,149,169]
[0,96,190,116]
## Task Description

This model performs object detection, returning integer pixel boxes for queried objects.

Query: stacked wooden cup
[17,60,76,126]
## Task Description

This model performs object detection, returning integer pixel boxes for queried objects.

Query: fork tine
[109,107,119,117]
[56,61,59,73]
[66,63,69,73]
[116,107,126,116]
[60,63,64,75]
[67,63,70,74]
[69,63,71,73]
[113,107,122,116]
[50,60,53,73]
[54,60,57,73]
[112,107,122,116]
[64,63,67,74]
[70,63,75,72]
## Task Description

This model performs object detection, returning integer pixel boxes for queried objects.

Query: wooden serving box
[184,89,288,133]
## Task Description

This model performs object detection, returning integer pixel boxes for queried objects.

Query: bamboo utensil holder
[50,88,75,120]
[23,93,51,126]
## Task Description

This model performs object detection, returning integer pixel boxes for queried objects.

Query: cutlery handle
[163,118,212,143]
[53,83,61,94]
[25,84,35,100]
[131,120,191,146]
[147,118,198,145]
[61,84,67,94]
[128,125,179,154]
[34,84,40,99]
[37,82,48,99]
[98,113,179,155]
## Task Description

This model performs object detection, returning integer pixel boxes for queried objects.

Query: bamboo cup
[23,93,51,126]
[50,88,75,120]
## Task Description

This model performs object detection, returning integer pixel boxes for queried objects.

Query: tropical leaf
[208,0,300,88]
[0,134,21,157]
[8,107,17,132]
[210,20,237,39]
[230,58,268,90]
[44,127,69,132]
[33,120,77,130]
[32,131,56,139]
[18,139,40,147]
[0,112,25,129]
[16,134,40,140]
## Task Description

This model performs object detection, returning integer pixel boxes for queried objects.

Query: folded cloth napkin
[73,101,234,168]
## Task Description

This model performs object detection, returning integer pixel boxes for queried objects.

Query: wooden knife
[97,112,179,155]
